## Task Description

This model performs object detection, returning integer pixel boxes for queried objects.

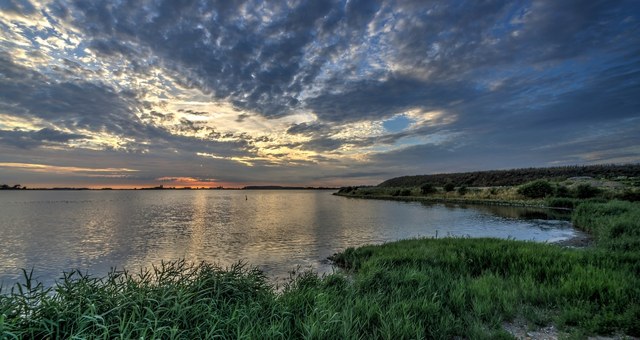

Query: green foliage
[574,184,602,199]
[572,201,640,251]
[1,261,276,339]
[420,183,437,195]
[517,180,554,199]
[337,186,355,194]
[457,185,468,196]
[443,182,455,192]
[331,232,640,338]
[378,164,640,188]
[545,197,578,209]
[554,184,571,197]
[617,189,640,202]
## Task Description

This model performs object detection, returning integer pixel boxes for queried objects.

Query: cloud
[0,0,638,186]
[1,0,35,15]
[305,76,472,123]
[0,128,87,149]
[0,162,137,174]
[286,122,329,136]
[0,52,254,157]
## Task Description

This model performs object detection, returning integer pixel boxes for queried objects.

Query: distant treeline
[378,164,640,188]
[242,186,337,190]
[0,184,26,190]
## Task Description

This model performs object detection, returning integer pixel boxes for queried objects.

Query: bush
[574,184,601,199]
[400,189,412,196]
[443,182,455,192]
[338,186,355,194]
[617,189,640,202]
[554,185,571,197]
[420,183,437,195]
[517,180,554,199]
[546,197,577,209]
[457,185,468,196]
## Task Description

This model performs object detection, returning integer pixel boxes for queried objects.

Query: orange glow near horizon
[0,163,370,189]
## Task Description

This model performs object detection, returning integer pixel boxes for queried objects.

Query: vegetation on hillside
[338,177,640,208]
[378,164,640,188]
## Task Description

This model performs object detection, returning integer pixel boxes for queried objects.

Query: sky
[0,0,639,188]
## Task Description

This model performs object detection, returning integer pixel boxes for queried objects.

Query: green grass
[573,200,640,251]
[337,177,640,207]
[2,201,639,338]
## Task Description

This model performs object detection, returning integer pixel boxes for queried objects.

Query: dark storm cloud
[306,76,475,122]
[0,0,36,15]
[177,109,209,116]
[385,0,635,77]
[0,128,86,149]
[0,52,141,135]
[58,0,383,117]
[49,0,639,128]
[286,122,330,136]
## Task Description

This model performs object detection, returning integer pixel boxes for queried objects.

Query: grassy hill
[378,164,640,188]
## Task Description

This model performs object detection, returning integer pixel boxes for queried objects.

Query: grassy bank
[335,176,640,210]
[2,201,639,338]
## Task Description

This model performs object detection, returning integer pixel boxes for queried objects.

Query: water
[0,190,579,286]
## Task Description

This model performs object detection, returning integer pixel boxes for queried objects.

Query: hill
[378,164,640,188]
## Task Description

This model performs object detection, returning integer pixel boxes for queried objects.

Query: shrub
[420,183,437,195]
[457,185,468,196]
[617,189,640,202]
[443,182,455,192]
[554,185,571,197]
[400,189,412,196]
[574,184,601,199]
[546,197,577,209]
[338,186,355,194]
[517,180,554,199]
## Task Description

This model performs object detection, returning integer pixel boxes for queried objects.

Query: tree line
[378,164,640,188]
[0,184,26,190]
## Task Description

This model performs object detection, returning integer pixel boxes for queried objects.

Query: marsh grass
[338,186,541,207]
[2,201,639,338]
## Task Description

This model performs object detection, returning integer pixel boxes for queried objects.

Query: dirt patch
[550,232,594,248]
[503,320,638,340]
[503,320,561,339]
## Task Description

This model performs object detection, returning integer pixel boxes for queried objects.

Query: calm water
[0,190,578,286]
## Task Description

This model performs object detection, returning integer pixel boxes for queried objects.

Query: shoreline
[333,192,593,249]
[333,192,572,211]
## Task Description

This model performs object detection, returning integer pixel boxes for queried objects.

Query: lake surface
[0,190,579,287]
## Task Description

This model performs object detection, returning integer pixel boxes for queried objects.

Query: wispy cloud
[0,162,137,175]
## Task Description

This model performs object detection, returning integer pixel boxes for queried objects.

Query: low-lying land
[1,201,639,337]
[336,170,640,210]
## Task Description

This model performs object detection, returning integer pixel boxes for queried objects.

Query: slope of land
[337,164,640,209]
[378,164,640,188]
